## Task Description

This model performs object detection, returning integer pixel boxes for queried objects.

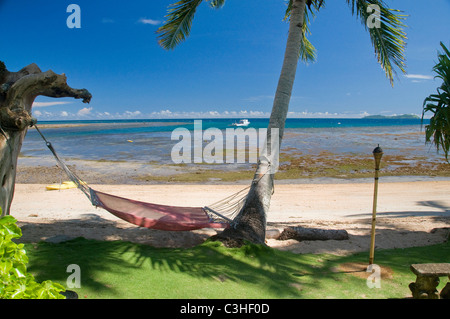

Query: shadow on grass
[26,238,330,298]
[24,235,450,299]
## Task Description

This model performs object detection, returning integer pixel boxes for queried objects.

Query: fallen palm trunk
[278,226,349,241]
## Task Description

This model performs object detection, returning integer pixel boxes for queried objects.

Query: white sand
[10,181,450,255]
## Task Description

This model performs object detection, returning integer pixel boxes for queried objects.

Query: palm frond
[422,42,450,160]
[299,28,317,63]
[157,0,204,50]
[346,0,407,86]
[432,42,450,84]
[299,11,317,63]
[285,0,325,63]
[285,0,325,20]
[209,0,226,9]
[423,97,450,161]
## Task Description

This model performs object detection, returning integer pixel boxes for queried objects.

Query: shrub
[0,211,66,299]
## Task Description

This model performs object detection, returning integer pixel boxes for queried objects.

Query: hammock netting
[34,125,248,231]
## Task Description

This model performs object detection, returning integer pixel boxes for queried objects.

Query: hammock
[91,190,226,231]
[34,125,250,231]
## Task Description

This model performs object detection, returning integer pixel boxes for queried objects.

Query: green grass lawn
[24,238,450,299]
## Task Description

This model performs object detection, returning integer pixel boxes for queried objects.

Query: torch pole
[369,145,383,265]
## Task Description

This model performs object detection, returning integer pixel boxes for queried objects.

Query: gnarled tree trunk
[211,0,307,246]
[0,61,91,217]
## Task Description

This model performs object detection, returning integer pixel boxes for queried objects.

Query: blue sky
[0,0,449,120]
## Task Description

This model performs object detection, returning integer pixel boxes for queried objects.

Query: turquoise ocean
[21,118,440,165]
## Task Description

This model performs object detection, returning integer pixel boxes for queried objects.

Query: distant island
[362,114,420,119]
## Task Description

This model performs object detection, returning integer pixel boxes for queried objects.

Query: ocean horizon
[35,117,428,127]
[21,117,437,166]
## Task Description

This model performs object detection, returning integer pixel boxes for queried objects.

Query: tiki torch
[369,145,383,265]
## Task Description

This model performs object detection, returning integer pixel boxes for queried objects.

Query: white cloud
[124,110,142,117]
[101,18,115,24]
[137,18,161,25]
[77,107,92,116]
[287,110,371,119]
[244,95,305,102]
[32,101,72,107]
[30,107,379,121]
[146,109,369,119]
[243,95,274,102]
[404,74,434,80]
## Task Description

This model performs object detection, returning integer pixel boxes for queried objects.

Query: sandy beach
[13,121,450,256]
[10,180,450,255]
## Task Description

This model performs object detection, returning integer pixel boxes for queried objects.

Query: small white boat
[232,119,250,127]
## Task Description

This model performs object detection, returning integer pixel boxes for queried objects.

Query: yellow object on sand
[46,181,78,190]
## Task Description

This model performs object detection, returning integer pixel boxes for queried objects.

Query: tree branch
[0,67,91,131]
[0,61,92,216]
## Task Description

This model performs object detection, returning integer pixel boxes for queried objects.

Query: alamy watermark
[367,4,381,29]
[66,4,381,30]
[66,4,81,29]
[171,120,280,173]
[366,264,381,289]
[66,264,81,289]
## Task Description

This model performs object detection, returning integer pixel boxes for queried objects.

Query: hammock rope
[34,125,93,201]
[204,185,250,224]
[32,124,271,230]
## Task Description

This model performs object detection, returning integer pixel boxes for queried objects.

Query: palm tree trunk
[211,0,306,246]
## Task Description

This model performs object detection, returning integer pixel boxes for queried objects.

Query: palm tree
[422,42,450,161]
[157,0,407,246]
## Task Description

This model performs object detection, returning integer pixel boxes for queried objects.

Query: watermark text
[67,4,81,28]
[171,120,279,173]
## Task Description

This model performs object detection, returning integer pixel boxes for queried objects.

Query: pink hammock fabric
[92,190,227,231]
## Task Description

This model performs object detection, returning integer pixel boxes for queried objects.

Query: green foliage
[157,0,225,49]
[422,42,450,161]
[157,0,204,49]
[345,0,407,86]
[209,0,225,9]
[0,60,6,82]
[0,212,66,299]
[285,0,324,64]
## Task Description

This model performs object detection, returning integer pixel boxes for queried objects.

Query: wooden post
[369,145,383,265]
